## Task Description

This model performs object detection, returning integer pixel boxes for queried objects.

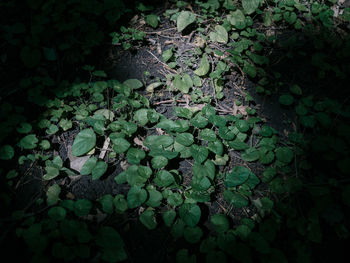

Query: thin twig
[153,99,186,105]
[146,50,178,74]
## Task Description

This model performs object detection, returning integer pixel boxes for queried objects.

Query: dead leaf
[134,137,148,151]
[66,192,75,199]
[120,160,129,171]
[99,137,110,160]
[157,43,162,55]
[70,156,90,172]
[156,128,165,135]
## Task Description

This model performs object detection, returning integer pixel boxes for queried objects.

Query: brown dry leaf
[66,192,75,199]
[156,128,165,135]
[99,137,110,160]
[130,15,139,25]
[157,43,162,55]
[283,129,289,137]
[134,137,148,151]
[120,160,129,171]
[164,40,176,45]
[183,94,191,106]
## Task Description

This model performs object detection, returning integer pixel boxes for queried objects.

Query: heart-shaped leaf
[0,145,14,160]
[194,54,210,76]
[127,186,147,208]
[179,203,201,227]
[242,0,261,14]
[80,156,98,175]
[72,129,96,157]
[190,145,208,164]
[91,161,108,180]
[225,166,250,187]
[140,209,157,230]
[177,11,196,32]
[209,25,228,44]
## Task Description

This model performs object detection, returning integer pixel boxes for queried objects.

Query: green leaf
[227,10,246,29]
[190,113,208,128]
[175,133,194,146]
[133,109,149,126]
[17,122,32,134]
[59,119,72,131]
[72,129,96,157]
[192,174,211,191]
[81,157,98,175]
[211,214,230,233]
[177,11,196,32]
[210,25,228,44]
[184,226,203,244]
[218,126,235,140]
[43,166,60,180]
[112,138,131,154]
[154,170,175,187]
[18,134,38,149]
[290,84,302,95]
[167,193,183,206]
[144,135,174,149]
[192,160,215,180]
[279,94,294,106]
[46,184,61,206]
[228,139,249,150]
[225,166,250,187]
[96,227,127,262]
[123,79,143,89]
[91,161,108,180]
[146,189,163,207]
[171,219,185,238]
[242,0,261,15]
[140,209,157,230]
[98,194,114,214]
[48,207,66,221]
[275,147,294,164]
[236,120,249,132]
[241,148,260,162]
[176,249,196,263]
[194,54,210,76]
[190,145,208,164]
[174,107,193,119]
[163,210,177,227]
[223,190,248,208]
[208,140,223,156]
[113,194,128,213]
[146,14,159,28]
[243,172,260,189]
[162,48,173,62]
[151,156,168,169]
[0,145,14,160]
[127,186,147,208]
[126,148,146,164]
[74,199,92,217]
[200,128,217,142]
[179,203,201,227]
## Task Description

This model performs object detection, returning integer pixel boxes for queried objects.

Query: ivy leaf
[236,120,249,132]
[98,194,114,214]
[0,145,14,160]
[144,135,174,149]
[133,109,149,126]
[211,214,230,233]
[151,156,168,169]
[112,138,130,154]
[146,189,163,207]
[184,226,203,244]
[59,119,72,131]
[46,184,61,206]
[223,190,249,208]
[96,227,126,262]
[190,113,208,128]
[208,140,224,156]
[242,0,261,15]
[74,199,92,217]
[275,147,294,164]
[227,10,246,29]
[80,157,98,175]
[163,210,177,227]
[43,166,60,180]
[194,54,210,76]
[146,14,159,28]
[113,194,128,214]
[91,161,108,180]
[167,192,183,206]
[16,122,32,134]
[177,11,196,32]
[241,148,260,162]
[18,134,38,149]
[175,133,194,147]
[140,209,157,230]
[72,129,96,157]
[123,79,143,90]
[48,207,66,221]
[225,166,250,187]
[127,186,147,208]
[190,145,209,164]
[228,139,249,150]
[174,107,193,119]
[200,128,217,142]
[154,170,175,187]
[126,148,146,164]
[192,174,211,191]
[192,160,215,180]
[279,94,294,106]
[209,25,228,44]
[179,203,201,227]
[162,48,173,62]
